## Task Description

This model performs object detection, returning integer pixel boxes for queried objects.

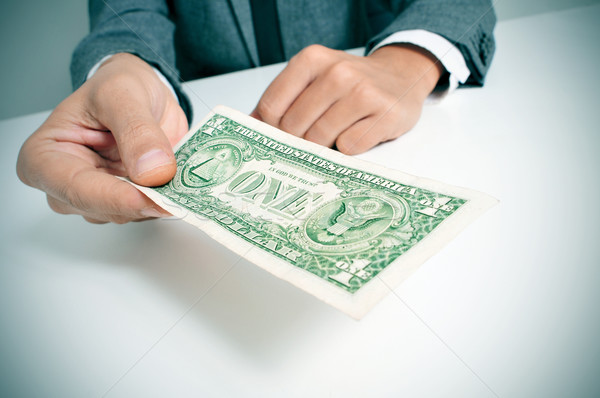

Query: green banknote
[131,106,496,319]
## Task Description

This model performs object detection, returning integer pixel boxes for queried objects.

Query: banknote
[130,106,496,319]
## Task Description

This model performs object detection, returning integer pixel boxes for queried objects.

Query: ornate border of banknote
[130,106,497,319]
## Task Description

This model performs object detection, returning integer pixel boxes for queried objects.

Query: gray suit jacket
[71,0,496,121]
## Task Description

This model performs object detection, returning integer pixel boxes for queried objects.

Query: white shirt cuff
[86,54,179,101]
[369,29,470,98]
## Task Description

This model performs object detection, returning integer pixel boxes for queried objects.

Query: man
[16,0,496,224]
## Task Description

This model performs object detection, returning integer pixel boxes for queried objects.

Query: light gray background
[0,0,599,121]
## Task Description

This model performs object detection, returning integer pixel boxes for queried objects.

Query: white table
[1,6,599,397]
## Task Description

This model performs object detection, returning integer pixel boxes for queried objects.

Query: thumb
[92,81,177,187]
[117,116,176,187]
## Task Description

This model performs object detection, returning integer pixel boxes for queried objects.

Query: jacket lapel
[275,1,303,59]
[228,0,259,66]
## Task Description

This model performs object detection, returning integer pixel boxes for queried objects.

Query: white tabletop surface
[1,5,599,397]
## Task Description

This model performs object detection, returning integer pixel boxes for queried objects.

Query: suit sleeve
[70,0,193,122]
[365,0,496,86]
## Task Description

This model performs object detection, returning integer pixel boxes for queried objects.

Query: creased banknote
[130,106,496,319]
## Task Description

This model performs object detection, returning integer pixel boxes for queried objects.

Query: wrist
[99,52,148,70]
[369,44,444,99]
[97,53,178,102]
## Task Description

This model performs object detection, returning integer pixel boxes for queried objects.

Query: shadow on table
[17,212,348,363]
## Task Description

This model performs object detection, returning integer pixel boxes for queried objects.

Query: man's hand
[17,53,188,223]
[252,44,443,155]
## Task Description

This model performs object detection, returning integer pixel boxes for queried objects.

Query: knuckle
[278,114,298,134]
[107,215,131,225]
[61,173,85,211]
[353,80,378,101]
[16,159,32,188]
[311,116,332,136]
[64,187,88,214]
[336,131,377,155]
[46,196,69,215]
[306,123,335,148]
[335,136,354,155]
[16,130,50,188]
[297,44,327,63]
[83,216,108,225]
[124,117,154,141]
[255,100,279,124]
[328,60,357,83]
[278,117,292,133]
[62,171,104,215]
[306,121,325,139]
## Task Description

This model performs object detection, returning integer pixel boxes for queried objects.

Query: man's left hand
[252,44,444,155]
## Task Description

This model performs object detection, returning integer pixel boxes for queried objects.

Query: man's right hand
[16,53,188,224]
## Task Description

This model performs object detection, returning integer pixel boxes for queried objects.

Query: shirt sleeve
[368,29,470,97]
[365,0,496,87]
[86,54,179,102]
[71,0,192,122]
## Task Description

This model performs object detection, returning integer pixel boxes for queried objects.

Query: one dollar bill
[131,106,496,319]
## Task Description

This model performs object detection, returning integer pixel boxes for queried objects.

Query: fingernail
[136,149,172,176]
[141,207,164,218]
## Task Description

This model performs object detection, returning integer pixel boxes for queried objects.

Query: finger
[47,195,78,215]
[48,193,111,223]
[90,77,177,187]
[47,191,164,224]
[335,117,395,155]
[41,150,169,219]
[303,87,374,148]
[249,109,261,121]
[48,195,114,224]
[67,172,169,221]
[253,45,335,127]
[83,216,109,225]
[278,60,359,137]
